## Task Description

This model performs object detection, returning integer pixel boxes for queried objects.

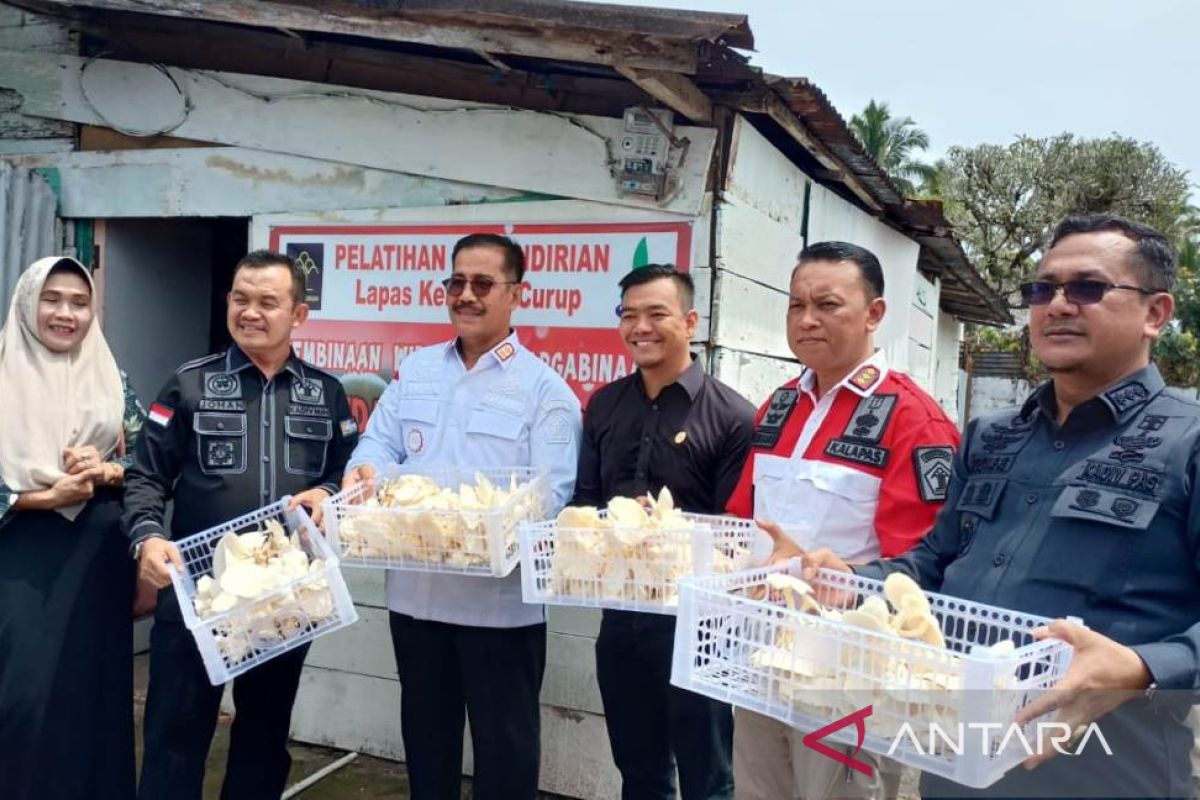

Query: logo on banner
[802,705,875,777]
[287,243,324,310]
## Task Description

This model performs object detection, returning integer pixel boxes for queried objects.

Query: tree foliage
[849,100,936,196]
[932,134,1194,298]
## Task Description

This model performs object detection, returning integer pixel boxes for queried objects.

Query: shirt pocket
[466,408,525,442]
[953,477,1007,557]
[193,411,247,476]
[284,417,332,477]
[1030,485,1154,598]
[399,398,439,458]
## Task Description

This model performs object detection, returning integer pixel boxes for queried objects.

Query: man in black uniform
[571,265,756,800]
[124,250,358,800]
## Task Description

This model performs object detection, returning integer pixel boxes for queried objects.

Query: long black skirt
[0,487,135,800]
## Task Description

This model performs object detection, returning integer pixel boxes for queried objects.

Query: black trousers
[138,613,310,800]
[596,610,734,800]
[389,612,546,800]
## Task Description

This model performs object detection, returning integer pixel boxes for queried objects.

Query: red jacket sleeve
[725,396,769,519]
[874,400,961,557]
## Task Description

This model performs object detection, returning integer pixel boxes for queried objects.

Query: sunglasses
[441,275,519,298]
[1015,280,1163,308]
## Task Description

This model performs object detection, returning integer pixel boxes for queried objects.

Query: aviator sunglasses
[441,275,520,298]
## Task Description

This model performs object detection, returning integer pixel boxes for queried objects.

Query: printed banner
[270,221,693,428]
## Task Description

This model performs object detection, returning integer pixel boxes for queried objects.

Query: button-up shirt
[570,357,756,514]
[349,332,581,628]
[857,364,1200,798]
[123,345,358,617]
[726,351,961,560]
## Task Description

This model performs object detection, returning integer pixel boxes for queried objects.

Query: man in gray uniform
[783,214,1200,797]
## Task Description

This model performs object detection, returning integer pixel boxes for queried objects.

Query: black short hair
[618,264,695,312]
[795,241,885,300]
[1048,214,1178,291]
[452,233,525,282]
[234,250,304,305]
[47,257,90,282]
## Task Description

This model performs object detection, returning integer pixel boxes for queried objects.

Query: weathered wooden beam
[31,0,705,74]
[615,65,712,124]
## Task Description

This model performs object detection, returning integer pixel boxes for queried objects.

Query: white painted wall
[934,312,964,423]
[967,375,1035,421]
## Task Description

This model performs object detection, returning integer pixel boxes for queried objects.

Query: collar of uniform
[1022,363,1165,425]
[799,350,890,399]
[444,330,521,371]
[225,344,255,374]
[1097,364,1164,422]
[226,344,305,379]
[283,350,307,381]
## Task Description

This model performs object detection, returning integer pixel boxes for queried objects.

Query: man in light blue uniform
[343,233,581,800]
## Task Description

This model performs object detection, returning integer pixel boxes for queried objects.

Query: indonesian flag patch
[148,403,175,427]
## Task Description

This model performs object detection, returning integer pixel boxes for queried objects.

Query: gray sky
[611,0,1198,194]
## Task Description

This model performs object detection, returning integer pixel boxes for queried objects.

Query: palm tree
[849,100,937,196]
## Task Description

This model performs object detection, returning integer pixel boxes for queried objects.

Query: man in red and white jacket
[726,241,960,800]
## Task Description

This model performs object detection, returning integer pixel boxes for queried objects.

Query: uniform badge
[339,418,359,438]
[206,440,236,469]
[843,395,897,443]
[495,342,516,363]
[204,371,241,399]
[291,377,325,406]
[407,428,425,454]
[1104,381,1150,414]
[148,403,174,427]
[674,431,688,445]
[751,388,799,449]
[913,446,953,502]
[849,365,881,392]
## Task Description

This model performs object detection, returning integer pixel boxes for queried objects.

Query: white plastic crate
[323,465,550,577]
[518,513,772,615]
[171,498,357,685]
[671,562,1076,789]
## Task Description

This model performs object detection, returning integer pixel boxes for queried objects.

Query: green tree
[849,100,936,196]
[934,134,1193,298]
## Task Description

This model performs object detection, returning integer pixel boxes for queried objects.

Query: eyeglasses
[1014,280,1164,308]
[441,275,519,298]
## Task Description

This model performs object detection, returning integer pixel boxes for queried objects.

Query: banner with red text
[268,221,692,427]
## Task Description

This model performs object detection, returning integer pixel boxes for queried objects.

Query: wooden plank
[711,347,797,405]
[709,269,792,360]
[290,668,622,798]
[0,51,716,214]
[6,147,521,217]
[615,66,712,124]
[714,195,803,288]
[725,115,810,230]
[33,0,705,74]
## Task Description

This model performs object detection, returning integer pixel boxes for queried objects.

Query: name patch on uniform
[204,371,242,399]
[198,399,246,412]
[1077,459,1163,499]
[290,377,325,406]
[956,477,1006,516]
[967,454,1014,474]
[148,403,174,427]
[1104,381,1151,414]
[1053,484,1159,529]
[913,447,953,502]
[287,404,331,419]
[824,438,888,468]
[751,388,799,449]
[842,394,897,444]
